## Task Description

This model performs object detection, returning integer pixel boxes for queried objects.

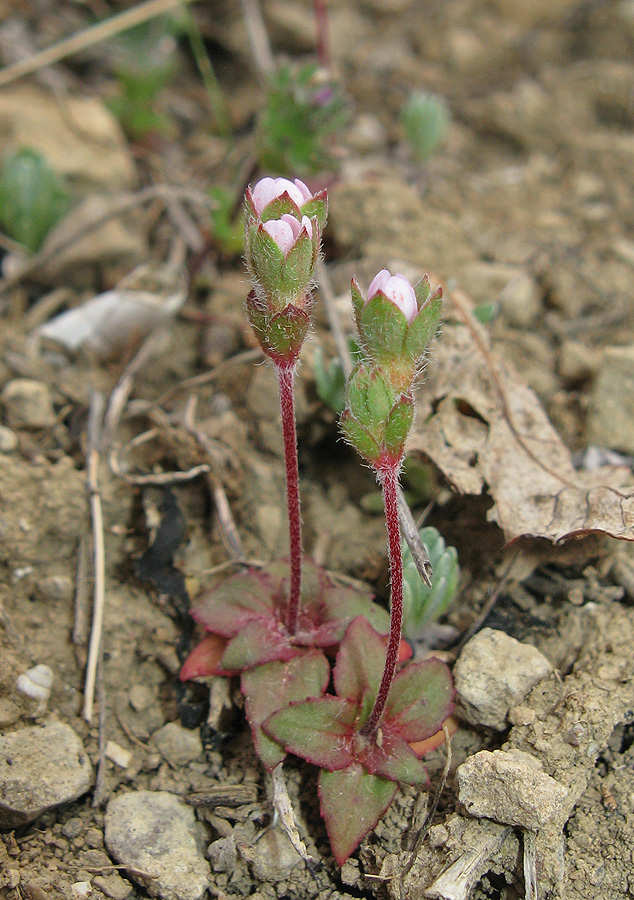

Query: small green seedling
[402,526,459,641]
[0,148,69,253]
[401,90,449,163]
[107,19,177,139]
[257,61,347,174]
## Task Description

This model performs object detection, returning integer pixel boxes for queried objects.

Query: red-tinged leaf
[384,657,454,743]
[318,765,396,866]
[359,728,428,785]
[320,582,390,637]
[333,616,387,704]
[179,634,234,680]
[242,650,330,771]
[264,697,357,771]
[221,619,299,671]
[192,568,278,636]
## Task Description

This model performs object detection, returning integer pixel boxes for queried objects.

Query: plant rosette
[263,615,454,864]
[350,268,442,391]
[181,558,390,675]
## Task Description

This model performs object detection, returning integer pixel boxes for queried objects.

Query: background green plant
[0,148,69,253]
[401,90,449,163]
[401,525,459,640]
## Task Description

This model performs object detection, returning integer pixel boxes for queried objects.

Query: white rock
[105,791,210,900]
[0,379,55,429]
[72,883,93,898]
[16,664,54,703]
[453,628,552,729]
[105,740,132,769]
[457,749,569,830]
[0,721,93,827]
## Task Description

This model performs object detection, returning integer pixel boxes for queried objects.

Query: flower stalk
[276,362,302,634]
[360,463,403,736]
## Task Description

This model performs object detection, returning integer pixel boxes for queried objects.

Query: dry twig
[83,392,106,723]
[0,0,199,89]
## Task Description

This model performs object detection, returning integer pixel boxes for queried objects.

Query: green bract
[341,362,416,468]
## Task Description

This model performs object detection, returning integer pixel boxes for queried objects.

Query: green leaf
[264,306,310,361]
[360,728,429,785]
[333,616,386,703]
[318,766,396,866]
[264,697,357,770]
[242,650,330,771]
[360,293,408,363]
[404,292,442,360]
[384,657,454,743]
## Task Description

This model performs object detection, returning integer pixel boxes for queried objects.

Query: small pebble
[105,740,132,769]
[16,664,54,703]
[0,425,18,452]
[0,379,56,429]
[152,721,202,768]
[72,883,92,898]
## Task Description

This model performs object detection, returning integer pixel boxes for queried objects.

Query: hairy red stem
[276,363,302,635]
[361,464,403,737]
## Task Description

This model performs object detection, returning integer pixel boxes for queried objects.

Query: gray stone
[1,379,55,429]
[35,575,74,603]
[0,721,93,828]
[587,344,634,453]
[453,628,552,730]
[558,339,601,383]
[105,791,210,900]
[92,873,133,900]
[152,722,202,768]
[243,828,301,881]
[0,426,18,452]
[457,749,569,830]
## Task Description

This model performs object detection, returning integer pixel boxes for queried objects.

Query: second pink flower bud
[262,214,313,256]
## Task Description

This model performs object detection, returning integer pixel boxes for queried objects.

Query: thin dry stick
[92,655,108,807]
[83,392,106,723]
[0,185,215,299]
[73,535,91,648]
[102,329,169,450]
[317,260,432,584]
[240,0,275,75]
[401,721,453,881]
[182,396,245,560]
[0,0,198,90]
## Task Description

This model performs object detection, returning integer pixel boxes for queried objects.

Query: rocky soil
[1,1,634,899]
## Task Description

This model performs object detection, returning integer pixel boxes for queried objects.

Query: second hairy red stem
[276,363,302,635]
[361,463,403,737]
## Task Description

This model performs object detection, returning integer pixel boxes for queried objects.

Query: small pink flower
[262,214,313,256]
[252,177,312,215]
[368,269,418,323]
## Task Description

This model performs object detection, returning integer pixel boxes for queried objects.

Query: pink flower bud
[262,214,312,256]
[252,177,312,215]
[368,269,418,323]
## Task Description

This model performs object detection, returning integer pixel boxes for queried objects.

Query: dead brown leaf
[408,289,634,544]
